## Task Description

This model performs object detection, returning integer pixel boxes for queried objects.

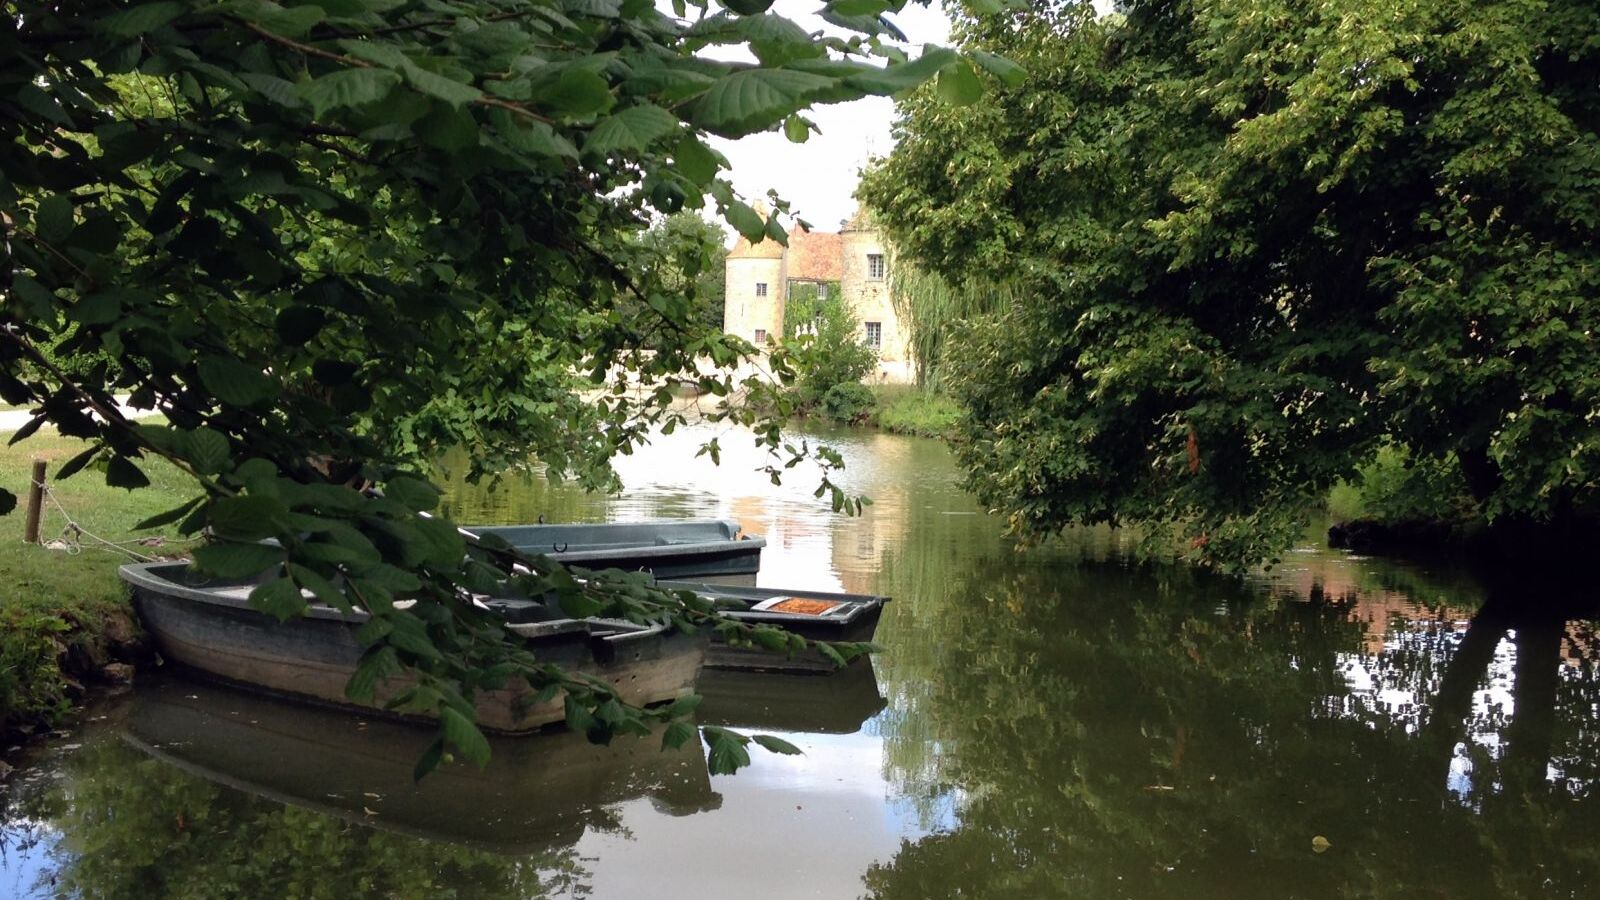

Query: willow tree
[0,0,1001,770]
[863,0,1600,568]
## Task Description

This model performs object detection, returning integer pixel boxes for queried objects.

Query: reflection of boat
[468,519,765,584]
[120,561,705,733]
[660,581,889,674]
[697,660,886,734]
[120,678,718,855]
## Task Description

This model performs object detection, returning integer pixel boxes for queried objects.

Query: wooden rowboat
[660,581,890,674]
[119,561,706,734]
[466,518,764,585]
[479,581,889,675]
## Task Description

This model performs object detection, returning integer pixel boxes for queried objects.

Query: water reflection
[4,423,1599,898]
[869,558,1600,899]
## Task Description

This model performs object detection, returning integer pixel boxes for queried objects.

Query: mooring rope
[34,481,162,562]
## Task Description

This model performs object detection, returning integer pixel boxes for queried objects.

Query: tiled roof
[784,229,843,282]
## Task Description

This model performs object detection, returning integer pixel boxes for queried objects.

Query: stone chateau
[722,207,911,382]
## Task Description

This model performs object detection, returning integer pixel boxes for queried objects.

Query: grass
[0,428,195,736]
[872,386,962,439]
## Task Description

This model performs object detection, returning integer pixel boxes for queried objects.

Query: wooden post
[23,458,45,544]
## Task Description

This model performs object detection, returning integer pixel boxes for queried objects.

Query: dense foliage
[0,0,998,769]
[784,290,878,422]
[864,0,1600,567]
[630,209,729,338]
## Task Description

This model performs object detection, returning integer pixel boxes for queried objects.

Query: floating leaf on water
[1312,835,1332,853]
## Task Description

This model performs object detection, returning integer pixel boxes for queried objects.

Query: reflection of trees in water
[869,559,1600,899]
[7,737,588,899]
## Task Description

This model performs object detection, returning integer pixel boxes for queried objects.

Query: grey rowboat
[120,561,706,733]
[466,518,764,585]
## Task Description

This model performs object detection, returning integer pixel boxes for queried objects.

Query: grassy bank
[872,386,962,438]
[1,430,194,738]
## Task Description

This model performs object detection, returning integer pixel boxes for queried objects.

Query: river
[2,423,1597,898]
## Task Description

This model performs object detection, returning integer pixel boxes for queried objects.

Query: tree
[1,0,987,770]
[784,288,878,422]
[862,0,1600,568]
[631,211,728,337]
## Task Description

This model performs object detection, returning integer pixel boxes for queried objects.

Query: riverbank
[785,385,962,439]
[871,386,961,438]
[0,431,192,746]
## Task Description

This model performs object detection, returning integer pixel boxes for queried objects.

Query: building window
[817,283,829,299]
[864,321,882,348]
[867,254,885,280]
[754,328,767,344]
[755,282,768,297]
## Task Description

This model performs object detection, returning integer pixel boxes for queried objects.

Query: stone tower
[840,208,906,365]
[722,208,785,347]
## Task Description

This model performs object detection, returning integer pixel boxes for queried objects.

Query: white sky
[693,0,955,234]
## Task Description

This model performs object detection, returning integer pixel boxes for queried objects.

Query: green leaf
[625,68,716,103]
[845,47,958,95]
[827,0,889,15]
[674,135,725,184]
[493,112,579,159]
[105,456,150,489]
[238,73,306,109]
[183,427,232,475]
[249,4,327,37]
[563,693,596,733]
[384,476,441,512]
[250,577,308,621]
[725,199,766,241]
[289,563,353,613]
[401,65,482,108]
[300,68,402,116]
[385,614,443,660]
[98,2,184,37]
[55,445,99,480]
[817,641,848,668]
[72,291,121,326]
[35,194,74,243]
[275,305,325,344]
[691,69,834,137]
[439,706,491,768]
[661,720,696,750]
[704,729,751,774]
[970,49,1026,87]
[133,495,206,530]
[544,68,615,118]
[412,515,466,567]
[197,357,275,406]
[935,60,983,106]
[347,646,400,702]
[208,495,291,541]
[665,693,703,717]
[192,541,284,579]
[413,737,446,781]
[783,115,809,143]
[583,104,680,156]
[7,414,46,446]
[752,734,803,755]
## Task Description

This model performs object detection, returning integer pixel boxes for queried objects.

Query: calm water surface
[4,423,1599,898]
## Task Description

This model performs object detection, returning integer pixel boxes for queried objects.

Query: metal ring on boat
[553,542,568,553]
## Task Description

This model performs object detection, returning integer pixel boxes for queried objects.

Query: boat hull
[659,581,889,674]
[127,568,705,734]
[470,519,764,584]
